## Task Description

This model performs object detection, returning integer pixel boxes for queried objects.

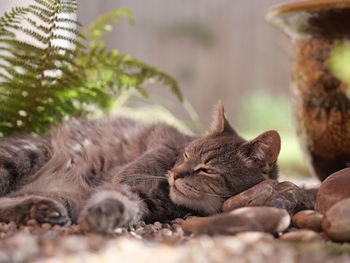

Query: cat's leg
[0,136,51,195]
[0,194,71,226]
[78,185,147,233]
[79,145,180,233]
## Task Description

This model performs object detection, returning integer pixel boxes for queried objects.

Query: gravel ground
[0,219,349,263]
[0,177,348,263]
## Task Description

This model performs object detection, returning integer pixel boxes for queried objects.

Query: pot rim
[267,0,350,23]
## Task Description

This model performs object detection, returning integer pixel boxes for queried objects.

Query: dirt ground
[0,216,349,263]
[0,177,349,263]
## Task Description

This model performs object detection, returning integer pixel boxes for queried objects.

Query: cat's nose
[172,171,184,180]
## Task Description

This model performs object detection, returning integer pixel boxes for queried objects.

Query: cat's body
[0,103,281,233]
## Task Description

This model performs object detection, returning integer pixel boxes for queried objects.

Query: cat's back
[50,116,192,164]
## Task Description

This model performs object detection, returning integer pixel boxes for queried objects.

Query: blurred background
[0,0,311,180]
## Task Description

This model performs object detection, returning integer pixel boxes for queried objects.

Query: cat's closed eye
[194,165,217,175]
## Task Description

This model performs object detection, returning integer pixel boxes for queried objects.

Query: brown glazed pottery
[267,0,350,181]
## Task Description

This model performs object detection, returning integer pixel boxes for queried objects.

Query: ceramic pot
[267,0,350,181]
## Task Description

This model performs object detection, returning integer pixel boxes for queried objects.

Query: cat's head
[168,102,281,215]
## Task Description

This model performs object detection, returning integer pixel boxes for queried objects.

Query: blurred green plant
[327,41,350,86]
[237,90,293,132]
[0,0,181,136]
[237,90,308,177]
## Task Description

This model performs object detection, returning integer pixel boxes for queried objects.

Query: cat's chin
[169,184,222,216]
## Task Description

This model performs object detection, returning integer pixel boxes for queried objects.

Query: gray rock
[280,230,323,242]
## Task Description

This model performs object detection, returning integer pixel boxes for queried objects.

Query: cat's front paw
[30,198,71,226]
[78,198,125,234]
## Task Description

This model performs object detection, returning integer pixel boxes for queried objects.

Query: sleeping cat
[0,102,281,233]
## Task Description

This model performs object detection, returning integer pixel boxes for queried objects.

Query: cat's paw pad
[78,198,125,234]
[30,199,71,226]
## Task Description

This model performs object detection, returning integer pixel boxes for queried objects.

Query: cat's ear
[240,130,281,166]
[210,101,237,135]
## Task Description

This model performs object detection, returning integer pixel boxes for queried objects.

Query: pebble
[0,217,347,262]
[182,216,211,233]
[230,207,291,234]
[235,231,275,243]
[159,228,173,237]
[292,210,323,232]
[202,213,263,236]
[223,180,313,215]
[183,207,290,235]
[322,197,350,242]
[172,224,184,237]
[279,230,323,242]
[153,222,162,231]
[315,167,350,214]
[42,223,52,230]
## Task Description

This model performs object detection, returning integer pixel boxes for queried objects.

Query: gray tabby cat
[0,103,281,233]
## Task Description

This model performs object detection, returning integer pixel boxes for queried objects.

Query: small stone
[223,180,313,215]
[42,223,52,230]
[183,207,290,235]
[235,231,275,242]
[26,219,38,227]
[202,214,263,236]
[134,227,145,235]
[144,224,157,234]
[134,221,146,229]
[159,228,173,237]
[182,216,211,233]
[322,197,350,242]
[70,224,81,233]
[280,229,323,242]
[52,225,62,231]
[153,221,162,231]
[292,210,323,232]
[113,228,125,234]
[172,224,184,237]
[8,222,17,231]
[230,207,291,234]
[315,167,350,214]
[163,223,171,229]
[129,231,142,239]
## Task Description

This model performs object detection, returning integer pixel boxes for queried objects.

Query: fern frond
[52,34,84,47]
[83,8,134,43]
[33,0,56,11]
[28,5,55,18]
[0,39,46,54]
[24,17,52,34]
[27,10,53,24]
[0,1,182,136]
[56,18,81,26]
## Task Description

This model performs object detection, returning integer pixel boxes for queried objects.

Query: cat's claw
[78,198,125,234]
